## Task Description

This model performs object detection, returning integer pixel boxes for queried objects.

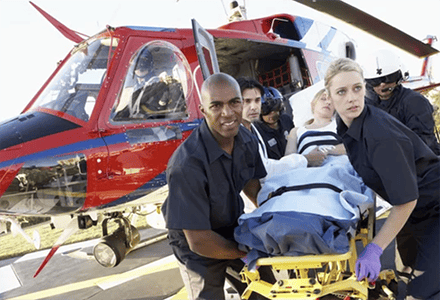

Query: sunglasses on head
[365,71,401,87]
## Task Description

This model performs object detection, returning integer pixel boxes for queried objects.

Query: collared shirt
[337,105,439,212]
[366,85,440,155]
[249,123,307,184]
[162,119,266,240]
[253,113,294,160]
[250,124,268,159]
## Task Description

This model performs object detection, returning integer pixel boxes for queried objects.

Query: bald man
[162,73,268,299]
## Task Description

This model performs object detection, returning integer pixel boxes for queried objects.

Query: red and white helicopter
[0,0,437,278]
[293,0,440,92]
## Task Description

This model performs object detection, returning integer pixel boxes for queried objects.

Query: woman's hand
[355,243,383,282]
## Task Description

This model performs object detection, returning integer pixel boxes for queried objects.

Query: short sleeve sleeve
[163,165,211,230]
[404,95,435,134]
[370,138,419,205]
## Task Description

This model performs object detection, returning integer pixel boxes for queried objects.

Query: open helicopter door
[192,19,220,80]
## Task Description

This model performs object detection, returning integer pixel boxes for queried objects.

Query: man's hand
[304,147,326,167]
[183,229,247,260]
[243,178,261,207]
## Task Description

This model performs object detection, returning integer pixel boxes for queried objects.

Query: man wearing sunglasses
[364,49,440,155]
[252,86,295,160]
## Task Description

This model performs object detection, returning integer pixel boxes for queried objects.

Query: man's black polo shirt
[366,85,440,155]
[337,104,439,214]
[253,113,294,160]
[162,119,266,242]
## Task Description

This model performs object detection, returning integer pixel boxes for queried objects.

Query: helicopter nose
[0,119,24,200]
[0,119,24,151]
[0,111,83,213]
[0,111,81,152]
[0,121,24,202]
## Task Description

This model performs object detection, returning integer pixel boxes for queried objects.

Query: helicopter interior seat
[163,81,186,113]
[111,78,186,121]
[137,80,186,118]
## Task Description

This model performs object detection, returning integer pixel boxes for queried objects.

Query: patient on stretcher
[234,90,375,268]
[285,88,346,158]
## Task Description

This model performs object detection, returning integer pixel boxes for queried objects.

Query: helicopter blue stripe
[0,120,203,169]
[293,16,314,40]
[98,172,168,209]
[177,119,203,131]
[126,26,176,32]
[102,133,128,146]
[88,122,204,208]
[0,137,114,169]
[318,27,337,51]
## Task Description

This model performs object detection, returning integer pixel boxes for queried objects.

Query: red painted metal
[0,8,342,221]
[2,1,433,279]
[0,14,324,218]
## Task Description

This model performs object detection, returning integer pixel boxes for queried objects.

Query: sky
[0,0,439,122]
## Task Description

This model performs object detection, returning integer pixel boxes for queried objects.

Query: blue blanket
[234,156,374,268]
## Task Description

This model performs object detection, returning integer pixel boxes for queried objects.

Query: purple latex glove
[355,243,383,282]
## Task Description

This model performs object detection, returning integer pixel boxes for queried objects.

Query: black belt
[260,183,343,206]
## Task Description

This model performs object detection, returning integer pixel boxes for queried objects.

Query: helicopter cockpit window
[111,40,192,122]
[30,37,119,122]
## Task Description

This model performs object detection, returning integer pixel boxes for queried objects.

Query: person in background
[325,57,439,300]
[237,77,324,213]
[285,88,345,157]
[132,48,156,91]
[237,77,326,173]
[364,49,440,155]
[162,73,270,299]
[253,86,294,160]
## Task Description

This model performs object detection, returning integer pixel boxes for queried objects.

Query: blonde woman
[325,58,439,299]
[285,89,345,158]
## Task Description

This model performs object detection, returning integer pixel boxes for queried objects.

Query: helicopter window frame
[110,40,192,124]
[29,37,119,123]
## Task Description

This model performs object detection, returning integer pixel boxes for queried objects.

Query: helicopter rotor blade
[292,0,439,58]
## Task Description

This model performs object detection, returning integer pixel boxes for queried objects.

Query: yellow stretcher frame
[239,207,397,300]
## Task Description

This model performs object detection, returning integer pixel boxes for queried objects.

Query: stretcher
[238,207,398,300]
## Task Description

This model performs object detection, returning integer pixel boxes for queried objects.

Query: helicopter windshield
[111,40,192,122]
[30,37,118,122]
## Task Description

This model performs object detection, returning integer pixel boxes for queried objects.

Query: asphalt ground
[0,228,186,300]
[0,221,407,300]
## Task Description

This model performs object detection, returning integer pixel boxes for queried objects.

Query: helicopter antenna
[30,1,88,43]
[220,0,230,19]
[227,1,247,22]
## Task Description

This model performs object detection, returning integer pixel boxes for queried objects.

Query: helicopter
[292,0,440,93]
[0,0,438,278]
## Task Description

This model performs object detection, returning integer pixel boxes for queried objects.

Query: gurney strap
[261,183,343,206]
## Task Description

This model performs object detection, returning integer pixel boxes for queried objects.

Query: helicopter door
[192,19,220,80]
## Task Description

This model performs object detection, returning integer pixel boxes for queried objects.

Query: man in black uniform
[253,87,294,160]
[364,49,440,155]
[162,73,268,299]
